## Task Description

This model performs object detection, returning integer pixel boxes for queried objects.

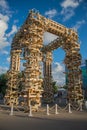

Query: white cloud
[61,8,74,21]
[45,9,57,19]
[7,57,10,62]
[73,20,86,31]
[60,0,83,21]
[7,25,18,37]
[0,13,9,22]
[41,61,65,85]
[61,0,79,9]
[14,19,19,24]
[43,32,58,45]
[0,0,9,10]
[1,50,9,55]
[0,13,9,50]
[0,66,8,74]
[0,0,10,15]
[0,13,18,51]
[52,62,65,86]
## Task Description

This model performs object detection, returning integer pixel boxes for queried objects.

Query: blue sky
[0,0,87,85]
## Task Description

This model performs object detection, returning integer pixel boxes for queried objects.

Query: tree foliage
[0,72,59,97]
[52,81,58,94]
[0,73,8,97]
[63,85,68,89]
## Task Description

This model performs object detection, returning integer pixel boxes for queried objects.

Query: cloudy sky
[0,0,87,85]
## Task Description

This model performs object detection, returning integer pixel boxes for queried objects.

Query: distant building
[81,60,87,89]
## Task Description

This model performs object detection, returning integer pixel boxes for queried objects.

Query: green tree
[0,73,8,97]
[52,81,58,94]
[63,84,68,89]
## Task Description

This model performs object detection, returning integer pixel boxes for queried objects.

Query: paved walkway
[0,110,87,130]
[0,105,87,119]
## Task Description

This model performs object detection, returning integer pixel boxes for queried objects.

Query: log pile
[5,9,83,110]
[63,36,83,103]
[42,51,53,103]
[5,50,21,105]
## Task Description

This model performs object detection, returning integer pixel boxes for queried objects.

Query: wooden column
[23,11,45,110]
[43,51,54,103]
[5,50,21,106]
[63,32,83,104]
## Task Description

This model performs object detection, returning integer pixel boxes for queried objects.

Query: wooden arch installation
[5,9,83,110]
